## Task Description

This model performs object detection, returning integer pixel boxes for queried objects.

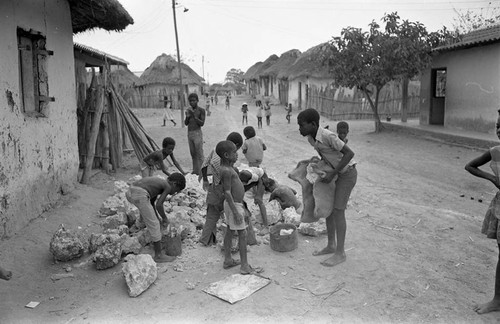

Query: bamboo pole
[80,83,105,184]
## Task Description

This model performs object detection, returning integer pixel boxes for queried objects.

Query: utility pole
[172,0,185,127]
[202,55,205,81]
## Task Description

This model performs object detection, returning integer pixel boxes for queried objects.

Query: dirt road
[1,95,499,323]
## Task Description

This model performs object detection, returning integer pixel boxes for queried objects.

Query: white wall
[0,0,78,238]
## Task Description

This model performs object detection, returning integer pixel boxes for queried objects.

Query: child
[0,265,12,280]
[225,96,230,110]
[162,101,176,127]
[264,101,272,126]
[242,126,266,167]
[239,166,269,234]
[141,137,186,177]
[465,116,500,314]
[336,121,349,144]
[241,103,249,125]
[217,140,262,274]
[286,103,292,124]
[256,106,264,129]
[125,173,186,263]
[198,132,243,246]
[297,108,357,267]
[205,94,211,116]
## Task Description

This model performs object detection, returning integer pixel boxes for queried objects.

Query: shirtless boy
[126,173,186,263]
[217,140,262,274]
[142,137,186,177]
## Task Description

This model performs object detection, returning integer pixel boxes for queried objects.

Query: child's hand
[320,171,337,183]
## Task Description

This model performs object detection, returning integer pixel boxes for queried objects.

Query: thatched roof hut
[110,66,140,87]
[261,49,301,78]
[136,53,204,87]
[69,0,134,34]
[243,61,264,81]
[253,54,279,79]
[281,43,332,80]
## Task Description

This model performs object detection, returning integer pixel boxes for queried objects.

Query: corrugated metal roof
[433,23,500,52]
[74,42,129,65]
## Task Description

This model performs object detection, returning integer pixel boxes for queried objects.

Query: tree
[224,68,244,84]
[453,7,500,34]
[323,13,458,132]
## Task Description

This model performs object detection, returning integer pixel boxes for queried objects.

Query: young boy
[126,173,186,263]
[239,167,269,234]
[242,126,266,167]
[198,132,243,246]
[217,140,262,274]
[0,265,12,280]
[241,103,249,125]
[141,137,186,177]
[297,108,357,267]
[336,121,349,144]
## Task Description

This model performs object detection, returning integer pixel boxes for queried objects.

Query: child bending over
[217,140,262,274]
[141,137,186,177]
[126,173,186,263]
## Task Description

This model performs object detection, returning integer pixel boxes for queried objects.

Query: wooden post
[80,83,105,184]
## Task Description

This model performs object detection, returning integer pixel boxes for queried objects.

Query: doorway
[430,68,446,125]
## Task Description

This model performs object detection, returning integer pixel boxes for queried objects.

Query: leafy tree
[224,68,244,84]
[323,12,458,131]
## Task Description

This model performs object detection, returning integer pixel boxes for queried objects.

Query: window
[17,28,54,116]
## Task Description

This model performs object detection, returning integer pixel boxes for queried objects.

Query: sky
[74,0,499,84]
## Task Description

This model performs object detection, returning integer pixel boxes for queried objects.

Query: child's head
[162,137,176,154]
[215,140,237,163]
[226,132,243,150]
[262,174,276,192]
[297,108,320,137]
[243,126,256,139]
[336,121,349,142]
[168,172,186,193]
[239,170,253,184]
[188,93,198,107]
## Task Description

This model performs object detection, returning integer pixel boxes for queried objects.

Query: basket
[164,235,182,256]
[270,223,298,252]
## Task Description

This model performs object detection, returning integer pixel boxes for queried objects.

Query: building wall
[421,44,500,133]
[0,0,78,238]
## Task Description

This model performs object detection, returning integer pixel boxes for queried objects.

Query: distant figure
[256,106,264,129]
[225,96,230,110]
[286,103,292,124]
[205,93,211,116]
[162,100,176,127]
[264,101,272,126]
[184,93,206,175]
[241,103,249,125]
[214,95,218,106]
[210,96,214,105]
[336,121,349,144]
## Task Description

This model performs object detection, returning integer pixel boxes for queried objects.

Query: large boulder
[49,225,85,262]
[122,254,158,297]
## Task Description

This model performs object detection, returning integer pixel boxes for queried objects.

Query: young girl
[286,103,292,124]
[256,106,264,129]
[264,102,272,126]
[465,114,500,314]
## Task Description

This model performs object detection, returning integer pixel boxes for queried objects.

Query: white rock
[122,254,157,297]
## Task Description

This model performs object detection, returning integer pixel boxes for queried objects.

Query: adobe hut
[253,54,279,98]
[134,54,204,108]
[243,61,264,98]
[0,0,133,238]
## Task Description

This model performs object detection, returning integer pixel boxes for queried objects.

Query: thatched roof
[243,61,264,80]
[253,54,279,78]
[69,0,134,34]
[282,43,332,80]
[74,42,129,66]
[261,49,301,78]
[110,66,140,87]
[136,53,204,87]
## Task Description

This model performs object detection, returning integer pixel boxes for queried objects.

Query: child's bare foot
[474,299,500,314]
[240,264,264,275]
[0,267,12,280]
[223,259,241,269]
[312,246,336,256]
[154,254,176,263]
[320,253,346,267]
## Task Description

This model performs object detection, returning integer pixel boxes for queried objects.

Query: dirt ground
[1,95,500,324]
